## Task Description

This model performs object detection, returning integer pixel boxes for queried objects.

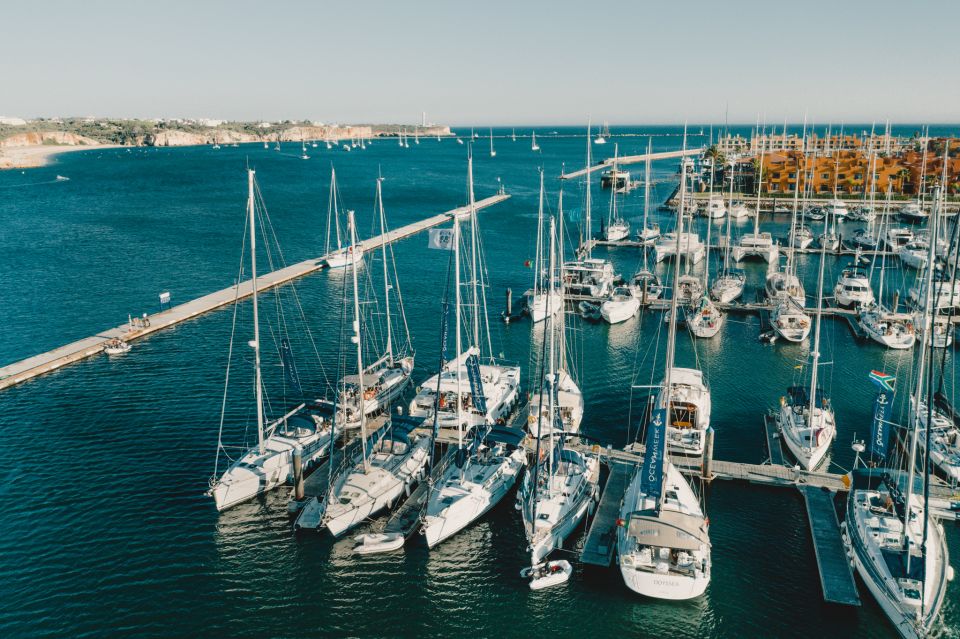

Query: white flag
[428,228,455,250]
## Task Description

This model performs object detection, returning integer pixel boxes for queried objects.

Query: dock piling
[702,427,715,481]
[293,446,305,501]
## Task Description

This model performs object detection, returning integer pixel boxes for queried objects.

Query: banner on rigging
[639,408,667,503]
[428,228,455,250]
[867,370,896,465]
[465,353,488,416]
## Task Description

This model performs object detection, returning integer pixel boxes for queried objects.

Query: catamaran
[618,194,711,599]
[323,167,365,270]
[209,170,335,512]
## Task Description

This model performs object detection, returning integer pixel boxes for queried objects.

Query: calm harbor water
[0,125,958,638]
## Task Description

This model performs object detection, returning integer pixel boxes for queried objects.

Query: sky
[2,0,959,125]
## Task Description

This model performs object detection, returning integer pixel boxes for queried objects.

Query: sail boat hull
[422,447,526,548]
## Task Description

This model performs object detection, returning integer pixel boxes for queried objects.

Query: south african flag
[869,370,896,393]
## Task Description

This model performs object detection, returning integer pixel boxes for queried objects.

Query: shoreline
[0,144,123,170]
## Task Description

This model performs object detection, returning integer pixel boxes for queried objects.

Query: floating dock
[0,193,510,391]
[798,485,861,606]
[581,461,631,567]
[560,148,704,180]
[763,414,786,466]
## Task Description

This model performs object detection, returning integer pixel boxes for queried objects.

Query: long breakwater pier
[0,193,510,391]
[560,147,703,180]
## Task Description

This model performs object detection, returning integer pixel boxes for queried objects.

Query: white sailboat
[531,130,540,151]
[519,272,599,564]
[775,223,836,470]
[419,179,526,548]
[526,171,563,323]
[603,144,630,242]
[323,167,366,270]
[618,194,711,598]
[601,286,640,324]
[686,156,724,338]
[316,211,431,537]
[635,138,661,245]
[846,265,950,639]
[711,160,745,303]
[489,128,496,157]
[594,121,608,144]
[528,200,584,438]
[209,170,334,512]
[326,178,415,428]
[732,132,778,264]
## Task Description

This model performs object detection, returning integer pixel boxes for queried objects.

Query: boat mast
[724,146,734,275]
[663,139,688,441]
[902,184,940,563]
[534,170,545,299]
[348,210,370,473]
[643,137,652,237]
[807,212,828,434]
[557,186,568,373]
[585,120,592,258]
[248,169,265,455]
[607,144,619,231]
[377,176,392,363]
[547,216,557,497]
[468,150,480,352]
[877,186,891,311]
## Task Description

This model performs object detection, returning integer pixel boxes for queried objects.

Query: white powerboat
[900,200,929,222]
[728,201,753,220]
[601,286,640,324]
[898,241,929,270]
[771,299,811,342]
[103,338,131,355]
[885,227,914,250]
[914,399,960,484]
[834,265,875,307]
[563,258,615,298]
[824,199,849,219]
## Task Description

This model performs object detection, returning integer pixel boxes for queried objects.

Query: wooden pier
[0,193,510,392]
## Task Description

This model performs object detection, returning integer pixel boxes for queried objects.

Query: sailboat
[686,149,724,338]
[519,218,599,566]
[209,170,335,511]
[300,137,310,160]
[528,202,583,437]
[711,157,745,303]
[732,133,777,263]
[563,122,616,299]
[531,130,540,152]
[603,144,631,242]
[635,138,661,245]
[323,167,366,270]
[845,272,950,639]
[594,121,609,145]
[310,210,431,536]
[618,193,711,598]
[654,156,705,265]
[526,171,563,323]
[419,159,526,547]
[408,154,522,434]
[775,219,836,470]
[511,128,517,142]
[326,178,415,428]
[489,128,496,157]
[861,189,916,349]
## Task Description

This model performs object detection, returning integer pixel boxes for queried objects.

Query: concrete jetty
[0,193,510,391]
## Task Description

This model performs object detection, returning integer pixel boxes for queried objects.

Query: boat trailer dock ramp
[0,193,510,392]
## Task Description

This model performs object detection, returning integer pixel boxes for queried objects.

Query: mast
[878,186,892,309]
[348,210,369,473]
[607,144,619,231]
[534,170,545,298]
[332,167,343,251]
[643,137,652,236]
[585,120,592,258]
[468,150,480,351]
[377,176,392,363]
[724,146,734,274]
[807,212,828,431]
[903,184,940,560]
[453,213,464,477]
[248,169,265,455]
[547,216,557,496]
[557,185,567,373]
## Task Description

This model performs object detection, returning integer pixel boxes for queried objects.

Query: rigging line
[213,196,252,479]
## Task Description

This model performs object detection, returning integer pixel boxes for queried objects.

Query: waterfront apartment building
[718,132,910,156]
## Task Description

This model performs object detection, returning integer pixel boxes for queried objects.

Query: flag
[428,228,455,250]
[524,259,531,268]
[869,370,896,393]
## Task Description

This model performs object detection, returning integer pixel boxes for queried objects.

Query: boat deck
[0,194,510,391]
[798,485,861,606]
[580,461,632,567]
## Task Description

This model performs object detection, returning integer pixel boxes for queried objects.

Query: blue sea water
[0,125,958,638]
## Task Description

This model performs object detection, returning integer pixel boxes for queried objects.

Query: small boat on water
[603,146,630,241]
[703,195,726,219]
[522,560,573,590]
[631,269,663,301]
[900,200,929,222]
[601,286,640,324]
[578,300,601,321]
[104,338,130,355]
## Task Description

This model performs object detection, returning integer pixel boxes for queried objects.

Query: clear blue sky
[3,0,958,125]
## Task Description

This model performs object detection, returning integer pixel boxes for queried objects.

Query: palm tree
[896,168,911,194]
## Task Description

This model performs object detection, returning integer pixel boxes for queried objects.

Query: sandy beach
[0,144,122,170]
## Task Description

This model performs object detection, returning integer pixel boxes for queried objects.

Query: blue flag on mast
[465,353,487,416]
[279,338,303,396]
[639,408,667,503]
[867,371,896,465]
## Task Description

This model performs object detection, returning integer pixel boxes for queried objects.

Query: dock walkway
[798,485,861,606]
[0,193,509,391]
[763,414,786,466]
[581,461,631,567]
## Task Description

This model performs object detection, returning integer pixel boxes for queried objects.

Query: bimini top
[626,509,710,551]
[486,425,526,447]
